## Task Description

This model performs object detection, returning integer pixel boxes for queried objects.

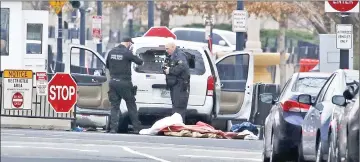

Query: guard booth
[0,2,75,123]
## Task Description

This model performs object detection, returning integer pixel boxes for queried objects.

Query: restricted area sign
[48,73,77,113]
[2,70,33,109]
[232,10,248,32]
[49,0,68,14]
[325,0,359,12]
[143,26,177,39]
[336,24,353,49]
[92,15,102,44]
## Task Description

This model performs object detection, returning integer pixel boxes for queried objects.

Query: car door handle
[92,79,98,83]
[220,83,224,87]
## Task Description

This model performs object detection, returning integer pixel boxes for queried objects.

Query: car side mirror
[259,93,273,104]
[218,40,226,46]
[297,94,312,105]
[332,95,347,106]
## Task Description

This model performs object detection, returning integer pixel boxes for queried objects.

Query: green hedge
[181,23,319,46]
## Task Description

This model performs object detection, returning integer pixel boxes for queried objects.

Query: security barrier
[0,73,76,127]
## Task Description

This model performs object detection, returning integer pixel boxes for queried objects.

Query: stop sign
[143,26,177,39]
[327,0,359,12]
[48,73,77,113]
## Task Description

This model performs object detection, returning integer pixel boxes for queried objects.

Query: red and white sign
[36,72,48,96]
[92,15,102,43]
[48,73,77,113]
[2,70,33,110]
[143,26,177,39]
[12,92,24,108]
[325,0,359,12]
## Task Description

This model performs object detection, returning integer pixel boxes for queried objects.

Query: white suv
[118,37,220,128]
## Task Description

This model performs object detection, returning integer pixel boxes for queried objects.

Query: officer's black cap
[122,37,133,44]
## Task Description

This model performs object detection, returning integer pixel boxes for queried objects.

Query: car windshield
[291,77,328,95]
[221,32,236,45]
[134,47,206,75]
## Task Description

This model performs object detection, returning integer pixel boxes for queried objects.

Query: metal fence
[0,73,76,122]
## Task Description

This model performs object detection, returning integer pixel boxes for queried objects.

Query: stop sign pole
[48,73,78,113]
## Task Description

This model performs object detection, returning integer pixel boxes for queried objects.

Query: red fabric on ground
[159,121,235,139]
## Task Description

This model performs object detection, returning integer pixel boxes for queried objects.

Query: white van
[171,27,238,50]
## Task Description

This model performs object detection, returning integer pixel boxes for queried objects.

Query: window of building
[26,23,43,54]
[1,8,10,56]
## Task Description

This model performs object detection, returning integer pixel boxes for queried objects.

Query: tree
[295,2,359,70]
[245,2,300,87]
[155,1,191,27]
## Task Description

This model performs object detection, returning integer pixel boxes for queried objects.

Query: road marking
[121,146,170,162]
[5,136,261,153]
[1,140,261,155]
[2,145,99,152]
[1,133,26,136]
[179,155,262,161]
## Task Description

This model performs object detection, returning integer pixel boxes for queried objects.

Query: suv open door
[215,52,254,120]
[65,44,110,116]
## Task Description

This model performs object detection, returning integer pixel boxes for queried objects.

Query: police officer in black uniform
[106,37,143,134]
[163,41,190,122]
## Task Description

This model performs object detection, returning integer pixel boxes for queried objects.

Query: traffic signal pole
[79,7,85,67]
[96,0,102,55]
[339,13,350,69]
[236,1,245,51]
[56,11,63,64]
[148,0,154,29]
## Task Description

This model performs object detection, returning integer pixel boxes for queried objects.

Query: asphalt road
[1,128,264,162]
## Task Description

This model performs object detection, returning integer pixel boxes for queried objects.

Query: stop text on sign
[49,85,76,100]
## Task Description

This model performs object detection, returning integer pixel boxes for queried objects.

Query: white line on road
[179,155,262,161]
[1,133,26,136]
[121,146,171,162]
[4,136,261,154]
[2,145,99,152]
[1,140,262,155]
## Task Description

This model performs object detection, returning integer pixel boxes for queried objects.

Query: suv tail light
[281,100,310,112]
[206,76,214,96]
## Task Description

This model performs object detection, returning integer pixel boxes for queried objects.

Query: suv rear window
[134,47,206,75]
[291,77,328,95]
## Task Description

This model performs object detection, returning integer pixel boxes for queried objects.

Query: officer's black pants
[108,79,141,132]
[170,82,189,122]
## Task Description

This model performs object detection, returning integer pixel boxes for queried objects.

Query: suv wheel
[270,133,281,162]
[106,113,129,133]
[298,136,307,162]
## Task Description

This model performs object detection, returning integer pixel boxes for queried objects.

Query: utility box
[319,34,353,72]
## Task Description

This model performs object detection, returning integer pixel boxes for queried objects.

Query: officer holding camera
[163,41,190,122]
[106,37,143,134]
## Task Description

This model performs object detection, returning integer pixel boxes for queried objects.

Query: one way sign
[336,24,353,49]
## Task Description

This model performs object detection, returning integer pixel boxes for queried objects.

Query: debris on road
[139,113,260,140]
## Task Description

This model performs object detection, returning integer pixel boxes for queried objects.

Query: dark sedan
[262,72,330,162]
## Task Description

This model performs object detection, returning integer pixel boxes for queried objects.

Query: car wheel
[298,136,307,162]
[327,132,336,162]
[270,133,282,162]
[263,134,270,162]
[316,142,325,162]
[106,114,129,133]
